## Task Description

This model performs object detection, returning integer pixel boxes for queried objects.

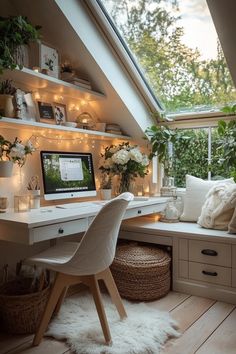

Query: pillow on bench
[180,175,234,222]
[228,208,236,233]
[197,183,236,230]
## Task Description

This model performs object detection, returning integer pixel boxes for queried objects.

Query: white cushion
[180,175,234,222]
[198,183,236,230]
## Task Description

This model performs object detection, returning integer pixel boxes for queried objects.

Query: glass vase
[119,173,132,194]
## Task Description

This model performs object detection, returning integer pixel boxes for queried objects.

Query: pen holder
[14,195,31,212]
[28,190,41,209]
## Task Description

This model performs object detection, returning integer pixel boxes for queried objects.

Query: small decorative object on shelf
[60,62,75,81]
[76,112,95,130]
[27,176,40,209]
[0,15,41,73]
[99,142,150,194]
[53,103,67,125]
[30,42,59,79]
[0,80,16,118]
[106,123,122,135]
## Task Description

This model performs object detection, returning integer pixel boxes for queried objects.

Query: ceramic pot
[100,189,112,200]
[0,95,15,117]
[0,161,13,177]
[28,190,41,209]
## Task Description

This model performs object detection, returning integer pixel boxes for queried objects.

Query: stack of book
[65,77,92,90]
[106,123,122,135]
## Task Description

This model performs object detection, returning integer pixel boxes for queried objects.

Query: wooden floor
[0,291,235,354]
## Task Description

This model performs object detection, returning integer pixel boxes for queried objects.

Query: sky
[174,0,218,60]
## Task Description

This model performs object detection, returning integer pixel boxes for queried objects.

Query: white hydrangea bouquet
[0,135,35,167]
[99,142,150,193]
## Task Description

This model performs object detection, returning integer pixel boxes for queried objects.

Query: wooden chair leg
[33,273,66,346]
[102,268,127,319]
[54,286,68,315]
[88,275,112,345]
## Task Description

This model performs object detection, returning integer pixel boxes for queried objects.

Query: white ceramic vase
[100,189,112,200]
[0,94,15,117]
[0,161,14,177]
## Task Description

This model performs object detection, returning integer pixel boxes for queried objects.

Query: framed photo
[37,101,55,123]
[53,103,67,125]
[29,42,59,79]
[14,90,37,121]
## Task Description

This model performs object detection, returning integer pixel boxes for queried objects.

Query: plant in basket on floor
[99,142,150,194]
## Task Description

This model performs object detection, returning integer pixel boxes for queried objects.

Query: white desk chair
[25,192,134,346]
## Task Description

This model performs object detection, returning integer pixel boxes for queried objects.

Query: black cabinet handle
[58,228,64,234]
[137,210,142,214]
[201,249,218,256]
[202,270,218,276]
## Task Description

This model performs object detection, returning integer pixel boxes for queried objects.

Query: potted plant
[0,15,41,73]
[100,173,112,200]
[145,123,189,188]
[217,107,236,181]
[0,134,35,177]
[99,142,150,194]
[0,80,16,117]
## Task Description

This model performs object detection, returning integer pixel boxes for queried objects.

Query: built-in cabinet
[120,217,236,304]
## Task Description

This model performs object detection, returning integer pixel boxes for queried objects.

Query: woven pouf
[111,243,171,301]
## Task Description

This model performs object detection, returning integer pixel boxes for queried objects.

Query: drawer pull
[58,228,64,234]
[201,249,218,256]
[202,270,218,277]
[137,210,142,214]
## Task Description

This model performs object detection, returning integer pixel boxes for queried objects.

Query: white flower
[112,149,130,165]
[142,155,149,166]
[26,140,35,152]
[9,142,25,159]
[130,148,143,163]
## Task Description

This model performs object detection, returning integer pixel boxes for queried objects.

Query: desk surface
[0,197,168,244]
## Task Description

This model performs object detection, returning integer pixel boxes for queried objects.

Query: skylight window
[99,0,236,116]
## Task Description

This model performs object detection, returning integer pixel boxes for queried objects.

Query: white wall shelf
[0,117,131,140]
[2,67,105,101]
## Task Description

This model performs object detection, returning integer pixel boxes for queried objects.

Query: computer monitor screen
[40,151,96,200]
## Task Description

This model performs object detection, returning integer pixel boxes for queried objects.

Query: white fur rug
[46,292,179,354]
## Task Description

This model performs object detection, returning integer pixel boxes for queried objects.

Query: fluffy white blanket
[198,183,236,230]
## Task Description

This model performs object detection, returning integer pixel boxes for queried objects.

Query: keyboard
[56,201,108,209]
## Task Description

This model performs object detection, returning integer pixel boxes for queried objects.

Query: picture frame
[37,101,55,123]
[53,103,67,125]
[29,41,59,79]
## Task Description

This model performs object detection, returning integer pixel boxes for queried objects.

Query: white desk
[0,197,168,245]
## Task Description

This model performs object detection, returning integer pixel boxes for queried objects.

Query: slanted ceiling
[207,0,236,89]
[1,0,155,141]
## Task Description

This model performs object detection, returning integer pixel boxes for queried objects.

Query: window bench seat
[120,216,236,304]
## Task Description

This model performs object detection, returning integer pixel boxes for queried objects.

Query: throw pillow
[228,208,236,233]
[180,175,234,222]
[197,183,236,230]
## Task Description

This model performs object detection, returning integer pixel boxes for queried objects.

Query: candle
[33,66,40,73]
[14,195,30,212]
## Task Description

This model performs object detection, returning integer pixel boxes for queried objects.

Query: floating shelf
[2,67,105,101]
[0,117,131,140]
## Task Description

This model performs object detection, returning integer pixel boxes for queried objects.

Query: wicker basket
[0,278,50,334]
[111,243,171,301]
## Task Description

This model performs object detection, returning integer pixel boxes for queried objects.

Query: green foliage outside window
[172,128,231,187]
[101,0,236,114]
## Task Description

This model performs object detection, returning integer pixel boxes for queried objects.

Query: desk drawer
[189,240,231,267]
[32,218,88,243]
[189,261,231,286]
[124,204,165,219]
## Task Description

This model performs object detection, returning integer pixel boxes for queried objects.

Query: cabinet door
[189,240,231,267]
[189,261,231,286]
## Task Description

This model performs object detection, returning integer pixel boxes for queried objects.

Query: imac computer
[40,151,96,200]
